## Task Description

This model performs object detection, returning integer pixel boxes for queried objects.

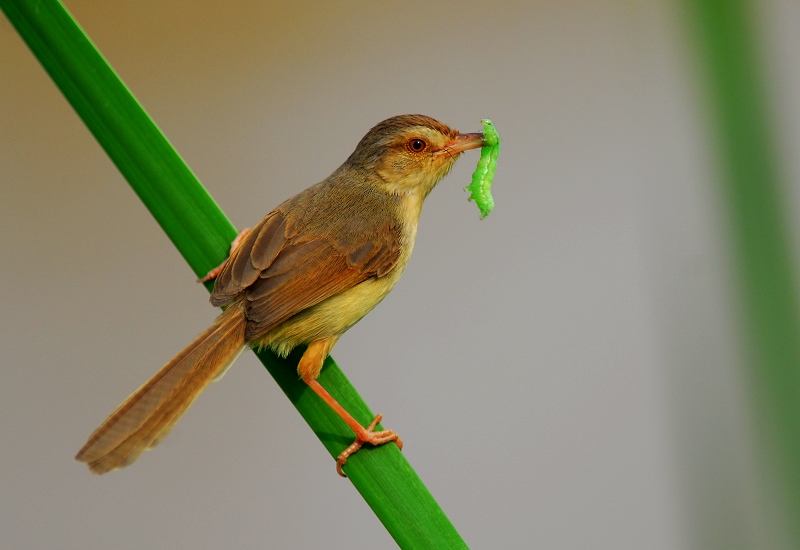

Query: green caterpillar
[465,119,500,219]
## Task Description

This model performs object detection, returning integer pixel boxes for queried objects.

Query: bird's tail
[76,305,247,474]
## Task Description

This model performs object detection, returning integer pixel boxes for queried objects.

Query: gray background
[2,0,799,548]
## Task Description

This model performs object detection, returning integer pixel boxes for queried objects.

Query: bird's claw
[336,414,403,477]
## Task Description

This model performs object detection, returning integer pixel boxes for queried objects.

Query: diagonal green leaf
[0,0,467,547]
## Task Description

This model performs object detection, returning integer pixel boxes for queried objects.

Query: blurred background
[2,0,799,548]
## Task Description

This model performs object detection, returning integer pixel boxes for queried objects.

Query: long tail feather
[76,305,247,474]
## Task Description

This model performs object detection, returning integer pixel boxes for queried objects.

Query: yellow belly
[253,264,404,357]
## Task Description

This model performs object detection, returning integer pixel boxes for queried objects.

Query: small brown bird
[76,114,485,475]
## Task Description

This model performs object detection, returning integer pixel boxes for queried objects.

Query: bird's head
[344,114,484,198]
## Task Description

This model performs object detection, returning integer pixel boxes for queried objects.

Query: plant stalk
[1,1,467,547]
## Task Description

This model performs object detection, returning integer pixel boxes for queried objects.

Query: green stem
[1,1,467,547]
[681,0,800,543]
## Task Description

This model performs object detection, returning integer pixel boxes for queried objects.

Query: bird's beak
[438,132,485,157]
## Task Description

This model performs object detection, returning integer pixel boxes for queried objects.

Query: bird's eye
[407,138,427,153]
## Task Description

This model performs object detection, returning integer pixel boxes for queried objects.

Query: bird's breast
[254,189,424,357]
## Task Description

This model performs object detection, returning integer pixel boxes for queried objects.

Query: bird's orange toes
[336,414,403,477]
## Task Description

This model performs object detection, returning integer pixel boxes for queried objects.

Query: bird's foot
[336,414,403,477]
[197,228,250,283]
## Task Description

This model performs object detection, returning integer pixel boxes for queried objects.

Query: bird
[76,114,485,475]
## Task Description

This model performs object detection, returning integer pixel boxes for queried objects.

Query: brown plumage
[76,114,485,475]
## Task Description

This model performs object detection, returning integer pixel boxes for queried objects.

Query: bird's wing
[210,210,401,339]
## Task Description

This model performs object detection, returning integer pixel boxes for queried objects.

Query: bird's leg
[304,379,403,476]
[197,228,251,283]
[299,340,403,477]
[304,377,396,445]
